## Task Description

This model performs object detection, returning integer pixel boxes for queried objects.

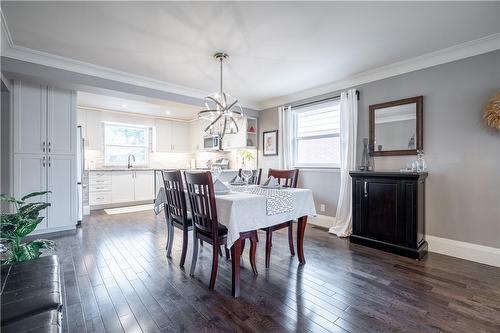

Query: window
[292,100,341,168]
[104,123,149,166]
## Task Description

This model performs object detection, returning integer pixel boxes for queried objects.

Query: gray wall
[1,76,11,211]
[259,50,500,248]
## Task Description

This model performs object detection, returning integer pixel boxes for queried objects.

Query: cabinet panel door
[362,179,401,244]
[171,121,189,152]
[14,154,48,230]
[13,81,46,154]
[47,155,76,228]
[134,171,154,201]
[111,171,134,203]
[47,88,76,155]
[155,119,172,152]
[85,110,103,150]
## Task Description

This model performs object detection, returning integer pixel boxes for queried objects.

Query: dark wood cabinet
[350,171,428,259]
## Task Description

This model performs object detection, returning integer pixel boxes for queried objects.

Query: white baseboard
[426,235,500,268]
[309,214,334,228]
[31,225,76,236]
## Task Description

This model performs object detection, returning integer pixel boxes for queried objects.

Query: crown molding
[259,33,500,110]
[0,8,14,48]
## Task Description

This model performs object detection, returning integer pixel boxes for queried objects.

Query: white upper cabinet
[13,81,47,155]
[171,121,189,152]
[155,119,172,152]
[47,87,76,155]
[85,110,103,150]
[189,120,203,151]
[134,170,154,201]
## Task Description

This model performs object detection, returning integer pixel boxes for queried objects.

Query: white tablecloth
[156,186,317,247]
[215,188,317,247]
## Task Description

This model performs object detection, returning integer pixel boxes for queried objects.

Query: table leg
[231,238,242,298]
[297,216,308,264]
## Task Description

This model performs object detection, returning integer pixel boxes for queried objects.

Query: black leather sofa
[1,255,63,332]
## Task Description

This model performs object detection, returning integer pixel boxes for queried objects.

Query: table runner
[229,186,293,215]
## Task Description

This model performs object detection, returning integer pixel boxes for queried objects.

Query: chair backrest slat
[268,168,299,188]
[238,168,263,185]
[184,172,219,240]
[161,170,188,223]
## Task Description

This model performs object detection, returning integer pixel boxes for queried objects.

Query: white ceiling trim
[77,106,195,123]
[0,8,13,48]
[260,33,500,110]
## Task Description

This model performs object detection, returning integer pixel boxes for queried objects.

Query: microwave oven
[203,135,220,150]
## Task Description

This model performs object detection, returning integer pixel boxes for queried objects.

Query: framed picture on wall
[263,130,278,156]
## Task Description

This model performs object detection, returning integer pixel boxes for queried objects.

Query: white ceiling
[78,91,200,121]
[2,2,499,109]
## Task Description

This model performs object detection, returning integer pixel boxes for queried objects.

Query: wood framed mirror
[369,96,423,156]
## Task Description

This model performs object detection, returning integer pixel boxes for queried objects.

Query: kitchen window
[292,100,341,168]
[104,123,149,166]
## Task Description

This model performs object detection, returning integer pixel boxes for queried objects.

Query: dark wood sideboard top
[349,171,428,180]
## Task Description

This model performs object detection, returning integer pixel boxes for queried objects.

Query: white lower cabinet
[89,170,154,207]
[111,171,135,203]
[134,171,154,201]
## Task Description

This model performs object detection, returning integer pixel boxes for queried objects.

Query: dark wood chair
[237,168,263,185]
[184,171,258,290]
[262,168,299,268]
[162,170,192,268]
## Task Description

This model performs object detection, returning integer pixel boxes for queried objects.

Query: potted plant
[0,191,55,264]
[238,149,255,168]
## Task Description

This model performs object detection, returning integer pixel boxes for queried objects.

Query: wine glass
[211,166,222,181]
[241,169,253,185]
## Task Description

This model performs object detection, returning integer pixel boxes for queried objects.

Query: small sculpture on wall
[483,92,500,131]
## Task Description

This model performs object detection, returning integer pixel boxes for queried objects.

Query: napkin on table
[213,179,229,192]
[263,176,280,187]
[229,175,245,184]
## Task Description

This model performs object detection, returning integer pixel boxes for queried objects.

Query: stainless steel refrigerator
[76,126,84,225]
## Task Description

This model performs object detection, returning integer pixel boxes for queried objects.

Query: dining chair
[237,168,263,185]
[162,170,192,268]
[184,171,258,290]
[262,168,299,268]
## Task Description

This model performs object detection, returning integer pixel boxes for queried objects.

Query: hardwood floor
[45,210,500,333]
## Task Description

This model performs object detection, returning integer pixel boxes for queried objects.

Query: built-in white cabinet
[155,119,189,152]
[12,80,77,233]
[89,170,154,207]
[111,171,135,203]
[85,109,103,150]
[222,117,258,149]
[189,120,204,151]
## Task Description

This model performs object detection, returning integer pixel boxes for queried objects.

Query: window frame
[291,100,341,169]
[103,122,150,167]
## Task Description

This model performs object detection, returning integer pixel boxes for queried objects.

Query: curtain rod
[291,90,359,109]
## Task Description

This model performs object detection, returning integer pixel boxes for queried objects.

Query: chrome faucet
[127,154,136,169]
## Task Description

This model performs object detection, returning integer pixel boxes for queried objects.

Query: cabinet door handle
[42,156,46,167]
[42,141,46,152]
[48,156,51,167]
[48,142,51,153]
[364,181,368,197]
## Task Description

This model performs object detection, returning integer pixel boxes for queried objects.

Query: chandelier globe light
[198,52,245,140]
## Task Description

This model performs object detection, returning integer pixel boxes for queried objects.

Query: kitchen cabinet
[134,170,154,201]
[349,171,428,259]
[189,120,204,151]
[222,117,258,149]
[155,119,189,152]
[12,80,77,233]
[111,171,135,203]
[85,109,103,150]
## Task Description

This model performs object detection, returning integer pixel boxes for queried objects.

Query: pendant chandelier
[198,52,245,140]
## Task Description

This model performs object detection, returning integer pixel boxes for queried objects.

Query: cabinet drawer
[89,171,112,179]
[89,184,112,193]
[89,178,112,186]
[89,192,112,205]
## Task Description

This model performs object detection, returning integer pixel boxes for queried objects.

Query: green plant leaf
[0,194,24,205]
[20,191,51,202]
[13,244,31,262]
[17,218,42,238]
[19,203,50,219]
[25,239,55,259]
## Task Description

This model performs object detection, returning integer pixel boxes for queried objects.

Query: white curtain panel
[329,89,358,237]
[278,105,292,169]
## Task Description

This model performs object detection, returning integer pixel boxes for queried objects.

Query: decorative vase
[367,143,375,171]
[359,138,369,171]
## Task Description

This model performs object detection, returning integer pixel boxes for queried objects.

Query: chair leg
[225,245,230,260]
[200,239,204,246]
[218,246,223,257]
[166,223,174,258]
[240,239,246,255]
[249,233,258,275]
[190,231,199,276]
[180,228,188,267]
[288,221,295,256]
[265,230,272,269]
[209,244,219,290]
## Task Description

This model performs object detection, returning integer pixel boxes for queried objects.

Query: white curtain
[329,89,358,237]
[278,105,292,169]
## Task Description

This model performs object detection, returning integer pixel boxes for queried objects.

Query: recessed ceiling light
[165,111,171,115]
[121,104,128,108]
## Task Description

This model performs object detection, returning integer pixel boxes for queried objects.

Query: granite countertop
[87,168,240,172]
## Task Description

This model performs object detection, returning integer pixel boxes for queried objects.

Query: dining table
[155,181,317,298]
